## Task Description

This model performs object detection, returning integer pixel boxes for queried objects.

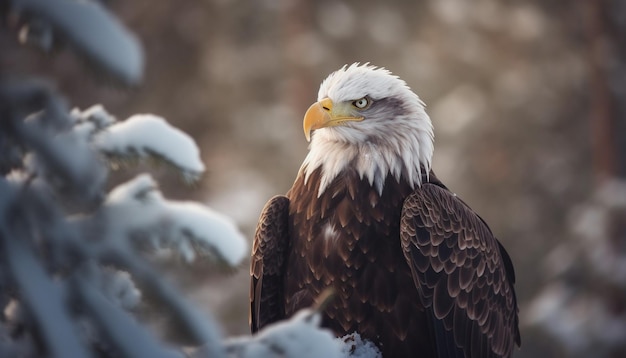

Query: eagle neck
[299,129,432,197]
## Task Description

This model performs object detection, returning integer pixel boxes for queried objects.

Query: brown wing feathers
[249,195,290,332]
[400,183,520,358]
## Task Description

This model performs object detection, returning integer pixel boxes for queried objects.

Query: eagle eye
[352,97,370,109]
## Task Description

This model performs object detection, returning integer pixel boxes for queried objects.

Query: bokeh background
[3,0,625,357]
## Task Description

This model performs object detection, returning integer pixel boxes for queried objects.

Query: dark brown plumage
[249,64,520,357]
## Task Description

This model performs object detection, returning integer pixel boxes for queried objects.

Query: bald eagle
[250,63,520,358]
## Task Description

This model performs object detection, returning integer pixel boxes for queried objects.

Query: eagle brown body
[250,64,520,358]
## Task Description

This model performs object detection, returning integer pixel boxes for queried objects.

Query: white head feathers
[301,63,434,196]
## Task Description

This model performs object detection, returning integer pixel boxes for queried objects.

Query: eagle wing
[400,183,520,358]
[249,195,290,333]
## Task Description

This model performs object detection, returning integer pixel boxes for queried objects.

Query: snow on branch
[1,2,251,354]
[10,0,144,85]
[100,174,247,266]
[71,104,117,138]
[94,113,205,181]
[216,310,382,358]
[222,309,341,358]
[218,289,381,358]
[0,215,89,358]
[338,332,382,358]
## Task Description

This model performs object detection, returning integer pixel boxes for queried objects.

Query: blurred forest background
[2,0,625,357]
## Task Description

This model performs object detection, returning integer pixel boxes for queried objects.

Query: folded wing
[400,183,520,358]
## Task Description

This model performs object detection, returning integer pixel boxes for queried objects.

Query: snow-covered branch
[9,0,143,85]
[94,114,205,181]
[0,82,245,356]
[217,309,382,358]
[97,174,246,265]
[223,310,340,358]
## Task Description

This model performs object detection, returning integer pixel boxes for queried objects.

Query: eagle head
[301,63,434,196]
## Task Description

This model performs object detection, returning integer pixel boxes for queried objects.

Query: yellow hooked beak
[303,98,364,142]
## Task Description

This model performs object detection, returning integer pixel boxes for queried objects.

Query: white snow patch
[165,201,248,265]
[99,269,141,311]
[222,310,342,358]
[70,105,117,139]
[102,174,247,266]
[337,332,382,358]
[95,114,205,177]
[71,104,116,128]
[218,313,382,358]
